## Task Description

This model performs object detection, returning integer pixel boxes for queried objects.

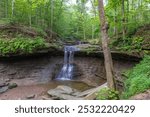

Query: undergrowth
[122,55,150,99]
[96,88,119,100]
[111,37,144,52]
[0,37,46,55]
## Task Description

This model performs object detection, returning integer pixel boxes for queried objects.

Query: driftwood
[73,83,107,100]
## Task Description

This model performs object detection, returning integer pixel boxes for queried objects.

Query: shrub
[96,88,119,100]
[111,37,144,52]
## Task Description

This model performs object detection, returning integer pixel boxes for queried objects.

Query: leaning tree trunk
[98,0,115,89]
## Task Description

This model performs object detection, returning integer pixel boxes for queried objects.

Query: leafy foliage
[96,88,119,100]
[0,0,149,40]
[0,37,46,55]
[111,37,144,52]
[122,56,150,98]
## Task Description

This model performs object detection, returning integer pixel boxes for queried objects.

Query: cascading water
[56,46,79,80]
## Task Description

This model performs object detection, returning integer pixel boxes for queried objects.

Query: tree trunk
[11,0,15,17]
[29,14,32,28]
[122,0,125,39]
[12,0,15,17]
[92,24,94,39]
[114,7,117,37]
[50,0,54,39]
[83,26,86,40]
[98,0,115,89]
[126,0,129,32]
[5,0,8,18]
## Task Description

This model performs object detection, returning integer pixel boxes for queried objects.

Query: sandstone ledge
[0,44,142,61]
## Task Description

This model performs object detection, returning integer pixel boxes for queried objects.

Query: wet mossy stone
[8,83,18,89]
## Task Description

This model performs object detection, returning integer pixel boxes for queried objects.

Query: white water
[56,46,79,80]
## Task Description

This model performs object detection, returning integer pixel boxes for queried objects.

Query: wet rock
[0,86,8,94]
[0,79,9,87]
[42,95,52,100]
[8,83,18,89]
[5,79,11,82]
[26,94,35,99]
[8,71,17,75]
[47,85,83,100]
[0,83,8,87]
[56,85,74,94]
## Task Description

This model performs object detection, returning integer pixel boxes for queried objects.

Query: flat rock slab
[26,94,35,99]
[47,85,83,100]
[47,83,107,100]
[0,86,8,94]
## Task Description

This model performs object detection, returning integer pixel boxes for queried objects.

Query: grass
[122,55,150,99]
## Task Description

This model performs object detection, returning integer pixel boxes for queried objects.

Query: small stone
[8,83,18,89]
[42,95,52,100]
[26,94,35,99]
[0,83,6,87]
[0,86,8,94]
[5,79,11,82]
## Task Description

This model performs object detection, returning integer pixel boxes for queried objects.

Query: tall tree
[122,0,125,39]
[98,0,115,89]
[5,0,8,18]
[50,0,54,39]
[12,0,15,17]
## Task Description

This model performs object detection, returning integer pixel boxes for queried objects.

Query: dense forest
[0,0,149,39]
[0,0,150,100]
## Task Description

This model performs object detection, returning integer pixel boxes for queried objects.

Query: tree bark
[5,0,8,18]
[122,0,125,39]
[50,0,54,39]
[126,0,129,31]
[114,7,117,38]
[98,0,115,89]
[12,0,15,17]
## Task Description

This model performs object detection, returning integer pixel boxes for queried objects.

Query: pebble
[26,94,35,99]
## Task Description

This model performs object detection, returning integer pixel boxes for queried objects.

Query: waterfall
[56,46,79,80]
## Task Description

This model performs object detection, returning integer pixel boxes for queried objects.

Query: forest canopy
[0,0,149,40]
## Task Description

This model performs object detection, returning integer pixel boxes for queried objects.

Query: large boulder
[47,85,82,100]
[47,83,107,100]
